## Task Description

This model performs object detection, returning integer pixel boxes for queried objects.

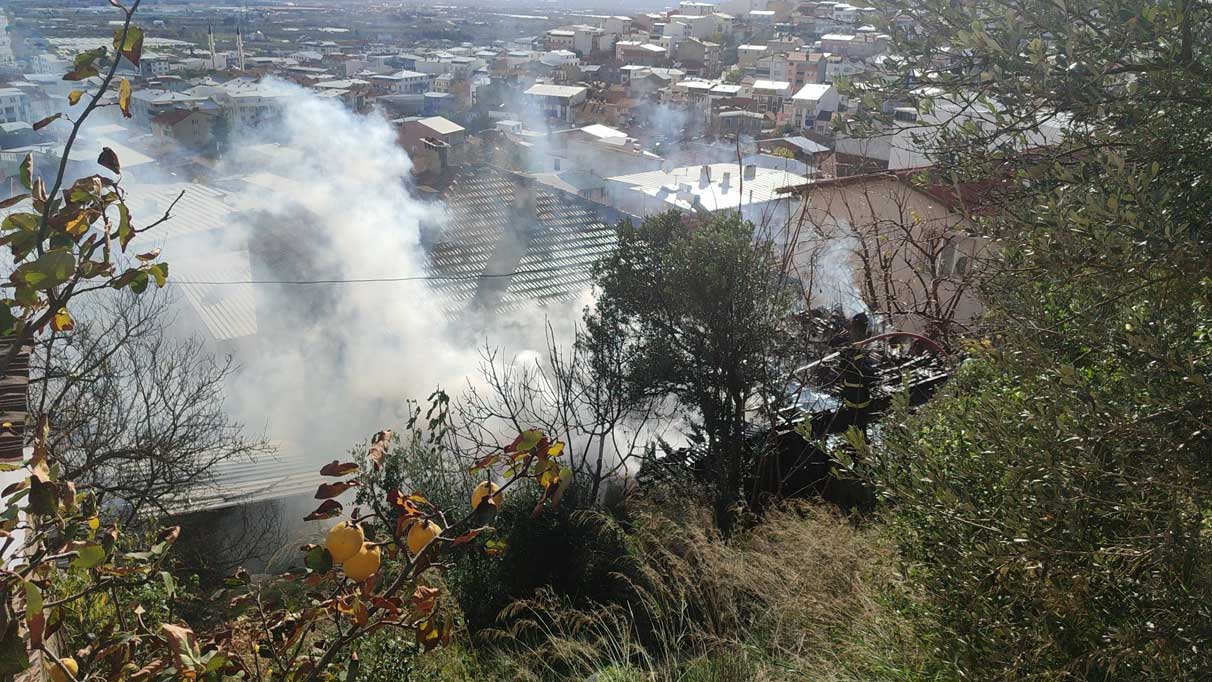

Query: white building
[603,162,807,229]
[523,83,588,122]
[0,88,29,124]
[540,50,580,68]
[790,83,839,131]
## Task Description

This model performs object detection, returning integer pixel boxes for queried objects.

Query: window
[954,254,970,275]
[553,158,561,171]
[893,108,917,123]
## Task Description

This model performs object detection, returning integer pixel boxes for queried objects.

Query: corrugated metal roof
[160,447,321,515]
[171,250,258,341]
[422,166,627,311]
[124,182,238,242]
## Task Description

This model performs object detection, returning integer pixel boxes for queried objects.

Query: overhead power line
[168,266,578,286]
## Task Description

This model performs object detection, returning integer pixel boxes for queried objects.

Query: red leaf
[304,499,343,521]
[410,585,440,614]
[468,453,499,472]
[448,528,484,546]
[319,460,358,477]
[314,480,358,499]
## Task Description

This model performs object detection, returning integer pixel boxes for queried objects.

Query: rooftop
[607,163,808,213]
[416,116,465,136]
[524,83,588,98]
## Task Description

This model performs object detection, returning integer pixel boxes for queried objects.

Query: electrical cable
[167,266,574,286]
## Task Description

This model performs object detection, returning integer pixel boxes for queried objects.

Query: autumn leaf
[410,585,440,614]
[63,211,90,238]
[68,90,84,106]
[319,460,358,477]
[118,78,132,118]
[303,499,342,521]
[314,480,358,499]
[97,147,121,174]
[114,25,145,66]
[0,194,28,209]
[160,623,199,672]
[50,308,73,332]
[468,452,499,472]
[448,528,484,547]
[31,114,60,131]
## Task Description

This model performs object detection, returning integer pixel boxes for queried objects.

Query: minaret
[207,24,217,69]
[236,25,246,71]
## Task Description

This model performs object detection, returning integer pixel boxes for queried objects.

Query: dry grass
[485,499,948,682]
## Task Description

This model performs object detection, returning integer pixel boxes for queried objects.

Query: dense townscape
[2,0,1210,680]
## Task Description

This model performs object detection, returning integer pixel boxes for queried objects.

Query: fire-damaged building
[105,161,634,566]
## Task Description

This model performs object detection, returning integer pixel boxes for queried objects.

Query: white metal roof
[170,249,258,341]
[607,163,807,213]
[792,83,834,101]
[524,83,588,98]
[580,123,627,139]
[417,116,465,136]
[752,80,792,93]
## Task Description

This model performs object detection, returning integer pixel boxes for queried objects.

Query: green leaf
[304,545,333,573]
[516,428,543,453]
[114,25,144,66]
[117,201,132,249]
[28,476,57,516]
[71,542,107,570]
[2,213,39,232]
[148,262,169,288]
[23,581,42,621]
[63,49,105,82]
[129,270,149,294]
[18,154,31,190]
[161,571,176,598]
[14,249,76,289]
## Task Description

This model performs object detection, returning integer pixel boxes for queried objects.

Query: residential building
[0,88,30,124]
[602,162,807,228]
[790,83,839,131]
[151,108,218,150]
[523,83,589,122]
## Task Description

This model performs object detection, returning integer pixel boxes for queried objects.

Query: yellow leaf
[118,79,132,118]
[68,90,84,106]
[51,308,74,332]
[64,211,90,237]
[87,516,100,530]
[538,459,560,488]
[546,441,565,458]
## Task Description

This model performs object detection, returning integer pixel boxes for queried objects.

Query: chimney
[743,163,757,180]
[698,164,711,188]
[676,182,694,205]
[721,171,731,192]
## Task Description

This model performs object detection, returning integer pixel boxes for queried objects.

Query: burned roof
[420,165,631,311]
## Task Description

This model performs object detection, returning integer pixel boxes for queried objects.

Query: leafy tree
[0,3,560,680]
[584,211,797,530]
[844,0,1212,676]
